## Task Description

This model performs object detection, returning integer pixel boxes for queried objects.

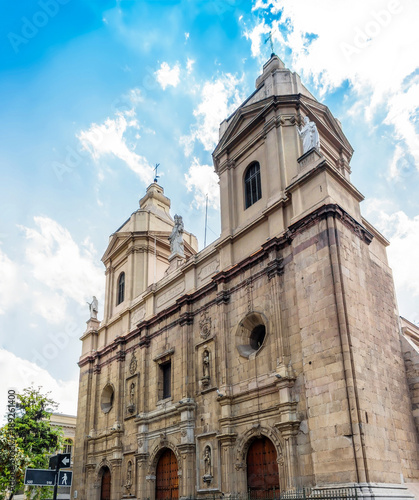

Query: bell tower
[213,55,357,269]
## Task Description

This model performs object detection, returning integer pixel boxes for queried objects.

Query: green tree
[0,387,64,500]
[0,425,30,500]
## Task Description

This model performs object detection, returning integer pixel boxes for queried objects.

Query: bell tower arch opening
[247,436,280,498]
[156,448,179,500]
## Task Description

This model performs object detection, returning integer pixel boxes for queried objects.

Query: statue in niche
[204,446,211,475]
[169,215,185,257]
[298,115,320,153]
[125,461,132,492]
[127,383,136,414]
[201,350,210,389]
[203,350,210,378]
[87,296,98,320]
[203,446,213,485]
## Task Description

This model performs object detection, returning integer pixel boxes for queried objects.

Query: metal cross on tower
[154,163,160,183]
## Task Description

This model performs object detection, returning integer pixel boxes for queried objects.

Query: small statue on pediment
[87,296,98,320]
[169,215,185,257]
[298,116,320,153]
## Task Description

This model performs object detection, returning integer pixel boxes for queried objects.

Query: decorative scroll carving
[129,351,137,375]
[199,310,212,339]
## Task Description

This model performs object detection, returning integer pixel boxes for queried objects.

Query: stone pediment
[214,93,353,164]
[214,98,274,157]
[101,232,132,263]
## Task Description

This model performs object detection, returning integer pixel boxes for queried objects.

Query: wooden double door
[100,467,111,500]
[247,437,280,498]
[156,449,179,500]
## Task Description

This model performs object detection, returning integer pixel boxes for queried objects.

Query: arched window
[63,438,73,456]
[245,162,262,209]
[117,272,125,305]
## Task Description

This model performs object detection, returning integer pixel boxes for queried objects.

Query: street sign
[58,470,73,486]
[24,469,56,486]
[49,453,71,470]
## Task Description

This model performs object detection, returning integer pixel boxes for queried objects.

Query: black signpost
[48,452,71,470]
[24,453,72,500]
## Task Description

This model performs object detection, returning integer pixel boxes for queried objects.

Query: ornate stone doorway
[156,448,179,500]
[247,437,280,498]
[100,467,111,500]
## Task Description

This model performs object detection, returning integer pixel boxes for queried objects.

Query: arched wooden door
[100,467,111,500]
[247,437,280,499]
[156,449,179,500]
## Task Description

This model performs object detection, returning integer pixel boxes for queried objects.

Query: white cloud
[0,348,78,424]
[185,158,220,209]
[127,88,144,105]
[155,62,181,90]
[250,0,419,173]
[244,19,271,57]
[0,248,24,315]
[78,111,154,183]
[363,199,419,324]
[20,217,104,307]
[180,73,245,155]
[186,58,195,74]
[184,32,190,41]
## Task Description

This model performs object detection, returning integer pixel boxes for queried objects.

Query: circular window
[250,325,266,351]
[236,312,267,358]
[101,384,114,413]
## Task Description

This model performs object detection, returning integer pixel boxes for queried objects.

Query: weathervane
[265,31,275,57]
[154,163,160,183]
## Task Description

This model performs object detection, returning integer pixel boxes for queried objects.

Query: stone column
[135,452,149,500]
[217,430,237,495]
[178,443,196,498]
[110,459,122,500]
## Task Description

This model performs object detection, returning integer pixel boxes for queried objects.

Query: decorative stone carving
[129,352,137,375]
[199,310,212,339]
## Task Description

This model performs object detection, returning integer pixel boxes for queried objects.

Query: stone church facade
[73,56,419,499]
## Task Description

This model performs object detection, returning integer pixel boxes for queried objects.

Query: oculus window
[101,384,115,413]
[245,162,262,209]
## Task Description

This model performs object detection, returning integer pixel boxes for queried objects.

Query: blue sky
[1,0,418,416]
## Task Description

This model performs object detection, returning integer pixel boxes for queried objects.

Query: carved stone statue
[87,296,98,320]
[125,461,132,491]
[203,350,210,378]
[169,215,185,257]
[204,446,211,475]
[130,383,135,404]
[298,116,320,153]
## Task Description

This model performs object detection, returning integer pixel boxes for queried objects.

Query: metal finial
[154,163,160,183]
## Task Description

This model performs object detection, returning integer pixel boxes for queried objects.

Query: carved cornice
[216,290,230,305]
[179,312,194,326]
[217,432,238,446]
[266,257,284,280]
